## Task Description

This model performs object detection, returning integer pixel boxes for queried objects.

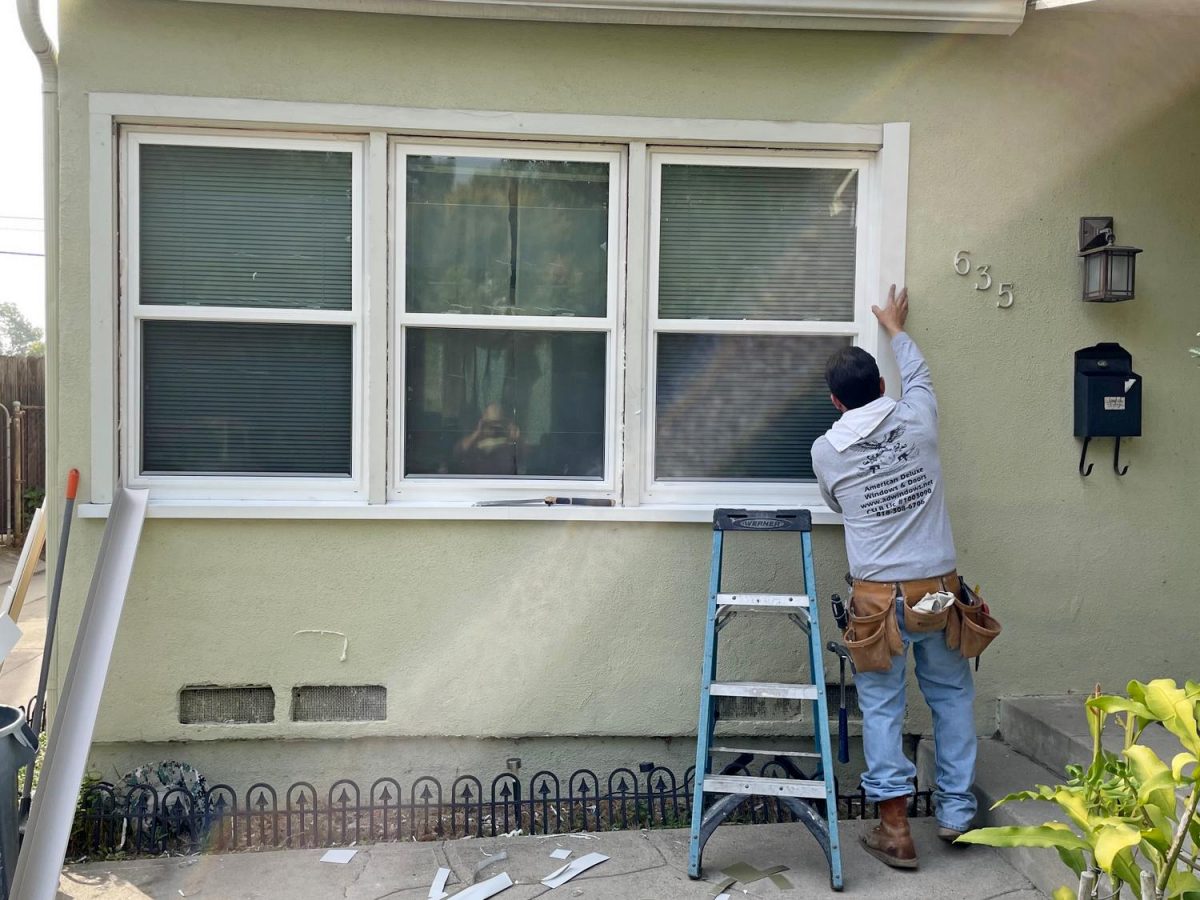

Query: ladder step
[709,681,818,700]
[710,746,821,759]
[716,593,809,610]
[703,774,827,799]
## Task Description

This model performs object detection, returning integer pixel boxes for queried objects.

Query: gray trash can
[0,706,37,900]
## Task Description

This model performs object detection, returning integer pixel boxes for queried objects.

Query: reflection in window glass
[655,333,850,481]
[406,156,609,317]
[405,328,606,478]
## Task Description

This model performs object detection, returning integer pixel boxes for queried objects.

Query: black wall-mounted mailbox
[1075,343,1141,437]
[1075,342,1141,476]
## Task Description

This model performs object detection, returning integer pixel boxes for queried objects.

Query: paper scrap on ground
[914,591,956,613]
[721,862,789,884]
[711,876,736,895]
[715,894,731,900]
[769,872,793,889]
[320,848,358,864]
[540,852,609,887]
[452,872,513,900]
[428,866,451,899]
[549,848,571,859]
[0,615,21,663]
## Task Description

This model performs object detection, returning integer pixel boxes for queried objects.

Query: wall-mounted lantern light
[1079,217,1142,302]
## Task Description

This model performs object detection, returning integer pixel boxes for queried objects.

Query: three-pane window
[124,132,875,507]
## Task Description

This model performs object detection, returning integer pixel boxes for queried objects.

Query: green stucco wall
[49,0,1200,785]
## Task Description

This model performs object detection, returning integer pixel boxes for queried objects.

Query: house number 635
[953,251,1014,309]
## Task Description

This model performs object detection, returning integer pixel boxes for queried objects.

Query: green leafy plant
[23,486,45,522]
[958,680,1200,900]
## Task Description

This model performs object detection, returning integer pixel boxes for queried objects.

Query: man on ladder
[811,285,976,870]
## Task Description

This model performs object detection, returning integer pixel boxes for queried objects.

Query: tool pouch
[901,594,955,634]
[947,581,1001,658]
[843,584,903,673]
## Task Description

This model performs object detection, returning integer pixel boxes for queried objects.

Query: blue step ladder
[687,508,844,891]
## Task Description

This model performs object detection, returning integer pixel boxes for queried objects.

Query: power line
[0,251,44,258]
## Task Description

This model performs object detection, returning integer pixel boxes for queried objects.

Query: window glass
[406,156,609,318]
[405,328,606,478]
[139,144,353,310]
[141,320,353,476]
[658,165,857,321]
[655,333,849,481]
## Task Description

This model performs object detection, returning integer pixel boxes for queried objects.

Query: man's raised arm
[871,285,936,417]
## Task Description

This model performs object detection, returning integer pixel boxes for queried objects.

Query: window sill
[76,500,844,525]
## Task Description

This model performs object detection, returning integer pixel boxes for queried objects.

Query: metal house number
[954,251,1014,309]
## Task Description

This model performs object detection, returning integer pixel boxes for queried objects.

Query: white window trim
[642,149,877,508]
[88,93,909,521]
[120,129,370,501]
[390,141,625,503]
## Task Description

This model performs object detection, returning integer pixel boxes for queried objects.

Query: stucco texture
[48,0,1200,781]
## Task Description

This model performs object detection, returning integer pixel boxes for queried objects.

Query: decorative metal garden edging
[69,761,934,860]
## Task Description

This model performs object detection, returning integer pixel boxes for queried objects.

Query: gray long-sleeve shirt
[811,333,957,582]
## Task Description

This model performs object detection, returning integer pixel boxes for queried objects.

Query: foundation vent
[291,685,387,722]
[179,685,275,724]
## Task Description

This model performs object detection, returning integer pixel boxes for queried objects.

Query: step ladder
[688,508,843,891]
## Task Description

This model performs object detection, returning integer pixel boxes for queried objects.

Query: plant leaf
[992,787,1053,807]
[1055,846,1087,877]
[1166,867,1200,897]
[1137,770,1180,816]
[1053,788,1095,834]
[1144,679,1200,756]
[1093,822,1142,870]
[1091,695,1155,722]
[1111,847,1144,898]
[1143,805,1173,855]
[1173,752,1199,781]
[955,823,1090,852]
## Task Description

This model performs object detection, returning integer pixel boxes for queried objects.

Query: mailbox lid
[1075,341,1133,376]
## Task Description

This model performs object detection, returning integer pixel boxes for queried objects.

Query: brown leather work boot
[861,796,918,869]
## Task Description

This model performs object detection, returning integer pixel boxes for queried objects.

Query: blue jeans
[853,597,977,832]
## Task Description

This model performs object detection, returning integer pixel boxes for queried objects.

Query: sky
[0,1,58,332]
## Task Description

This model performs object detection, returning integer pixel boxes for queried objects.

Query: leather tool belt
[842,570,1000,673]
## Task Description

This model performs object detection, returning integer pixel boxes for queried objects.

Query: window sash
[392,142,625,500]
[643,151,876,504]
[122,130,367,499]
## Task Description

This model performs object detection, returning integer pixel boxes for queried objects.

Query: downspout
[17,0,60,720]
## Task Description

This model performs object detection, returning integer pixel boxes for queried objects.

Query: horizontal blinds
[141,321,353,476]
[139,144,353,310]
[658,165,857,321]
[654,333,848,481]
[405,327,606,479]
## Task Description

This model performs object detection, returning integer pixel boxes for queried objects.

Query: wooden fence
[0,356,46,543]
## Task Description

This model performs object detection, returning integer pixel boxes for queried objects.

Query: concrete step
[918,736,1068,898]
[999,694,1183,779]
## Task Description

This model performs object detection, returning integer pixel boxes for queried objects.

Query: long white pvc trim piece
[180,0,1029,34]
[12,485,149,900]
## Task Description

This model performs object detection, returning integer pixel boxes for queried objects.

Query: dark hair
[824,347,882,410]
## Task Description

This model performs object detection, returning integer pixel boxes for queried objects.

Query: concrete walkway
[57,818,1045,899]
